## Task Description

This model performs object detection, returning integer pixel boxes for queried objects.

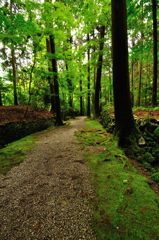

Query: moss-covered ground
[76,119,159,240]
[0,135,35,174]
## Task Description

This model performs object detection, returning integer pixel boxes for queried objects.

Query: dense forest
[0,1,159,239]
[0,0,158,117]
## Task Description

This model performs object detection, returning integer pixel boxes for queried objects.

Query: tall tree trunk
[109,70,112,103]
[130,61,134,107]
[11,47,18,106]
[137,62,142,106]
[94,26,105,118]
[131,61,134,93]
[10,0,18,106]
[111,0,135,147]
[87,34,91,117]
[92,29,96,119]
[80,79,83,115]
[152,0,158,106]
[137,1,144,107]
[49,35,63,125]
[66,63,73,108]
[146,63,150,105]
[46,38,55,112]
[130,39,135,96]
[145,63,148,106]
[0,90,3,106]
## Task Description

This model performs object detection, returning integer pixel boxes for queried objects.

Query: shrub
[151,172,159,183]
[154,126,159,138]
[143,152,155,163]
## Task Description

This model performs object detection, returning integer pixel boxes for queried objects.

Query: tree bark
[111,0,135,147]
[80,79,83,115]
[11,47,18,106]
[130,61,134,107]
[131,61,134,93]
[92,29,96,119]
[0,90,3,106]
[66,62,73,108]
[46,38,56,112]
[109,70,112,103]
[10,0,18,106]
[87,33,91,117]
[49,35,63,125]
[137,61,142,106]
[152,0,158,106]
[94,26,105,118]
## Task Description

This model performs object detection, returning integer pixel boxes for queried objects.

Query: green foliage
[154,126,159,137]
[76,119,159,240]
[143,152,155,164]
[151,172,159,183]
[0,0,158,112]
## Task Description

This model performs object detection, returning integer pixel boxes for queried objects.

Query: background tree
[152,0,158,106]
[94,25,105,118]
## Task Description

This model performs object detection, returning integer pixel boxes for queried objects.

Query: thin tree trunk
[109,70,112,103]
[131,61,134,93]
[66,63,73,108]
[46,38,55,112]
[0,90,2,106]
[87,33,91,117]
[130,61,134,107]
[11,47,18,106]
[145,64,148,106]
[111,0,135,146]
[137,62,142,106]
[49,35,63,125]
[152,0,158,106]
[28,52,36,105]
[10,0,18,106]
[131,39,135,96]
[146,62,151,105]
[137,0,144,107]
[80,79,83,115]
[65,36,73,109]
[94,26,105,118]
[92,29,96,119]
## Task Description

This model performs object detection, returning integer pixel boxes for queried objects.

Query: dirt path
[0,117,96,240]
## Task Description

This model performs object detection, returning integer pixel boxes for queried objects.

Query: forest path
[0,117,96,240]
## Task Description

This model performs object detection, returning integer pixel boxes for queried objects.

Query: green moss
[0,135,35,174]
[76,119,159,240]
[152,172,159,183]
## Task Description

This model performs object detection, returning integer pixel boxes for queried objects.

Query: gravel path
[0,117,96,240]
